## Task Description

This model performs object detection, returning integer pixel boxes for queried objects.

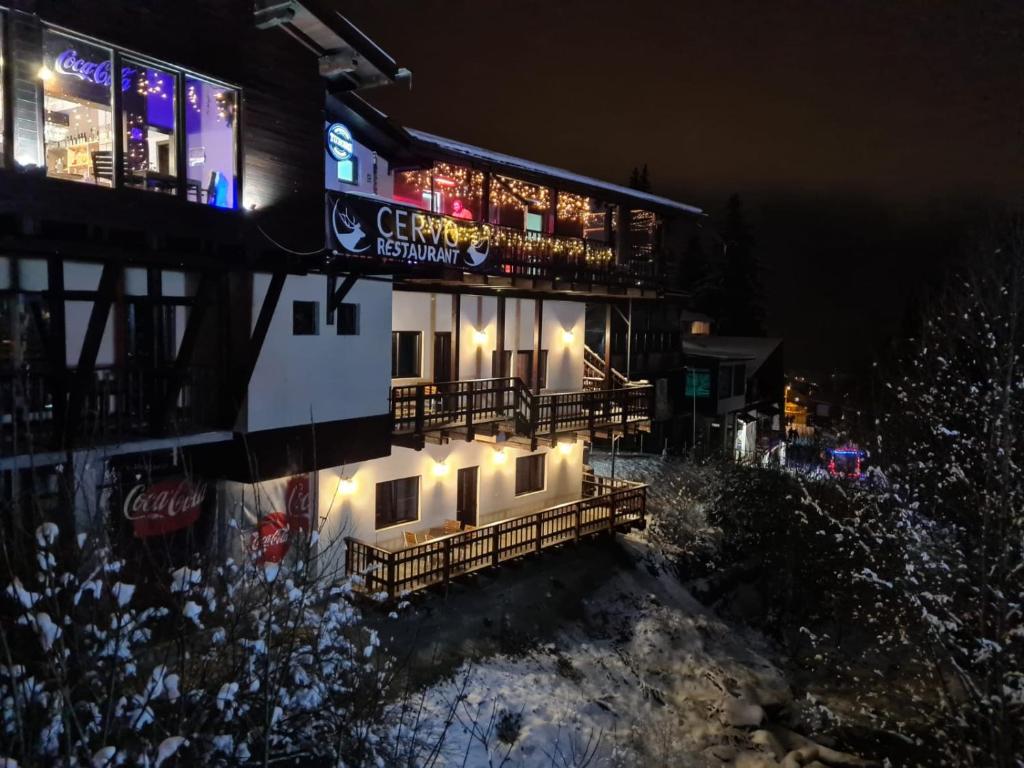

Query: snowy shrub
[0,515,398,766]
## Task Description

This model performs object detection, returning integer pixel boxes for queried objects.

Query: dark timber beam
[62,263,119,450]
[44,258,67,448]
[160,273,215,431]
[234,272,287,424]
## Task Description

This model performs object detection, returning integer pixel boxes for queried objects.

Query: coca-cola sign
[250,475,313,564]
[123,479,207,539]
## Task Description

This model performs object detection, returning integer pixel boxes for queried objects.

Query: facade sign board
[327,192,494,272]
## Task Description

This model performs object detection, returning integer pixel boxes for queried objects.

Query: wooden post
[491,525,500,567]
[609,490,617,531]
[574,503,582,543]
[535,514,543,554]
[480,172,491,224]
[532,298,543,395]
[387,552,396,599]
[442,537,451,588]
[603,303,612,390]
[414,385,425,436]
[495,294,506,378]
[465,380,475,440]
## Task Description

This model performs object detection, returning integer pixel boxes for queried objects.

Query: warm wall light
[338,477,357,494]
[558,441,574,456]
[37,65,53,82]
[561,329,574,344]
[432,461,450,477]
[472,329,488,345]
[493,448,507,464]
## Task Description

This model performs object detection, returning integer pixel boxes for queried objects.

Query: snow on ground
[389,537,793,767]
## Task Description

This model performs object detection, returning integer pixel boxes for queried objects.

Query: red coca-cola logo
[251,512,292,564]
[124,479,207,539]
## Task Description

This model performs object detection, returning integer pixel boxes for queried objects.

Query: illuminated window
[42,31,114,185]
[185,76,238,209]
[690,321,711,336]
[122,60,177,194]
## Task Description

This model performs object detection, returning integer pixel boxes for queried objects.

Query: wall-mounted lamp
[37,65,53,82]
[432,461,450,477]
[338,477,357,494]
[561,329,575,345]
[493,448,507,464]
[472,329,488,346]
[558,441,574,456]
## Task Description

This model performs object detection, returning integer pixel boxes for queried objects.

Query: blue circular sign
[326,123,354,162]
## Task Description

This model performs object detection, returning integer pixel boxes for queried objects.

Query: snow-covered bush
[0,517,395,766]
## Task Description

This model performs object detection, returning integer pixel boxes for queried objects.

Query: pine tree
[715,194,766,336]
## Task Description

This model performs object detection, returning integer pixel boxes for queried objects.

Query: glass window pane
[123,61,177,194]
[0,12,5,163]
[42,31,114,185]
[185,77,237,208]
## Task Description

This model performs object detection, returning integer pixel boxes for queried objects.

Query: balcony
[1,366,223,456]
[345,474,646,597]
[390,377,653,448]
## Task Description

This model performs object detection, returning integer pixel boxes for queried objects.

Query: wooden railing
[1,365,221,454]
[345,476,646,597]
[390,377,652,440]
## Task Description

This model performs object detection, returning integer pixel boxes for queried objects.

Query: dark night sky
[338,0,1024,371]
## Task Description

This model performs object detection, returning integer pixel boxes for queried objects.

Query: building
[0,1,706,595]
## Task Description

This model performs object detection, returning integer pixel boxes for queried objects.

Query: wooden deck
[345,475,646,597]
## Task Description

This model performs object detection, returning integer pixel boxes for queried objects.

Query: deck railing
[391,377,653,441]
[345,476,646,597]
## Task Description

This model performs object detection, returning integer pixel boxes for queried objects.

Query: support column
[532,298,543,394]
[450,293,461,382]
[603,303,612,389]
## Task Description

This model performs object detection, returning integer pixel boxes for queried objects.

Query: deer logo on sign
[465,233,490,267]
[332,201,371,253]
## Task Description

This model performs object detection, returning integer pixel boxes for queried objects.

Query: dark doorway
[433,331,452,383]
[456,466,478,527]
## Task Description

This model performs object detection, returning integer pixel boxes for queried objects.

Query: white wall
[391,290,585,391]
[316,437,585,549]
[247,272,391,431]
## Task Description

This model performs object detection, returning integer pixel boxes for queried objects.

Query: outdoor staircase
[583,344,648,391]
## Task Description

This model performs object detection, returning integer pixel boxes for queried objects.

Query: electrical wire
[256,224,327,257]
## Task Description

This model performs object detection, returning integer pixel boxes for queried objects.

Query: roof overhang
[255,1,411,91]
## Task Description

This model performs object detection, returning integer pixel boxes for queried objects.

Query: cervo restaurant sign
[123,479,208,539]
[327,192,493,271]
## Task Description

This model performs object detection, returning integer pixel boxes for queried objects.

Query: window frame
[292,300,319,336]
[515,453,546,496]
[36,23,242,206]
[375,475,420,530]
[336,302,359,335]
